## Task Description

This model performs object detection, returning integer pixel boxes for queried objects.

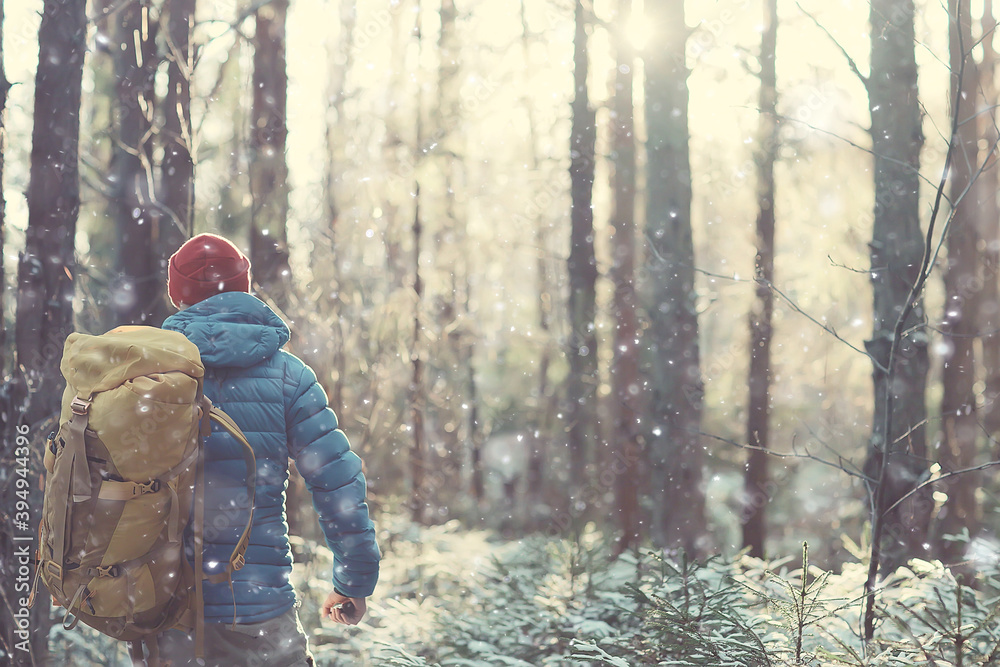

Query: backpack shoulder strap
[208,407,256,572]
[190,398,258,654]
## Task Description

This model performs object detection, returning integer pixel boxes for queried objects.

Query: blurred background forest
[5,0,1000,664]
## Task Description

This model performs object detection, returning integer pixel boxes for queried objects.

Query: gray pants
[153,608,314,667]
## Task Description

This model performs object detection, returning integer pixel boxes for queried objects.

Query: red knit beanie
[167,233,251,308]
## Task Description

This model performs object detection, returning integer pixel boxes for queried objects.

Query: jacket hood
[162,292,290,368]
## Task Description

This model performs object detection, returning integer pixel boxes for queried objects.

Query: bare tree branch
[773,111,950,196]
[797,3,869,88]
[760,278,887,373]
[689,263,885,371]
[883,459,1000,516]
[827,255,874,274]
[699,430,874,484]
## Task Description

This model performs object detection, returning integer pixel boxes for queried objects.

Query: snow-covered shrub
[44,516,1000,666]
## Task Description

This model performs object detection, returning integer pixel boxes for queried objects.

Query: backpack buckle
[70,397,92,416]
[231,552,246,571]
[92,564,120,578]
[44,561,63,580]
[136,479,161,495]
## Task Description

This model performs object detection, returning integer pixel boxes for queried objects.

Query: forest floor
[47,511,1000,665]
[48,512,521,666]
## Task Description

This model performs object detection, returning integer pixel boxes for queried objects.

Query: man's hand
[322,590,367,625]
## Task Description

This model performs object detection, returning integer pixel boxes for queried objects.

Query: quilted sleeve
[282,353,380,598]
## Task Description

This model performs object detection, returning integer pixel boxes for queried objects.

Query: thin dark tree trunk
[2,0,88,661]
[16,0,85,429]
[323,0,356,414]
[0,0,7,377]
[410,5,426,524]
[437,0,473,511]
[863,0,931,581]
[610,0,640,554]
[642,0,706,554]
[936,0,980,565]
[979,0,1000,446]
[250,0,292,309]
[84,0,122,335]
[218,47,250,241]
[112,0,159,325]
[527,258,552,519]
[161,0,196,266]
[380,9,409,294]
[520,0,552,528]
[566,0,598,512]
[410,196,426,525]
[467,340,483,504]
[246,1,300,539]
[742,0,778,560]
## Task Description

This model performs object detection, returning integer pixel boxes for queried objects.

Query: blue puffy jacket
[162,292,380,624]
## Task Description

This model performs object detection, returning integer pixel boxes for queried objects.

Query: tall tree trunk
[863,0,931,577]
[2,0,88,661]
[323,0,356,414]
[112,0,159,325]
[742,0,778,560]
[16,0,86,432]
[566,0,598,512]
[84,0,123,334]
[0,0,7,378]
[161,0,196,266]
[282,0,359,545]
[250,0,292,309]
[410,194,426,525]
[520,0,554,528]
[437,0,474,512]
[250,0,300,536]
[466,343,483,507]
[410,4,427,524]
[936,0,980,564]
[438,0,482,509]
[979,0,1000,446]
[642,0,706,553]
[0,0,11,657]
[610,0,640,553]
[218,44,251,241]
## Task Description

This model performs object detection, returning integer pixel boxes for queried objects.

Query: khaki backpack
[30,326,256,667]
